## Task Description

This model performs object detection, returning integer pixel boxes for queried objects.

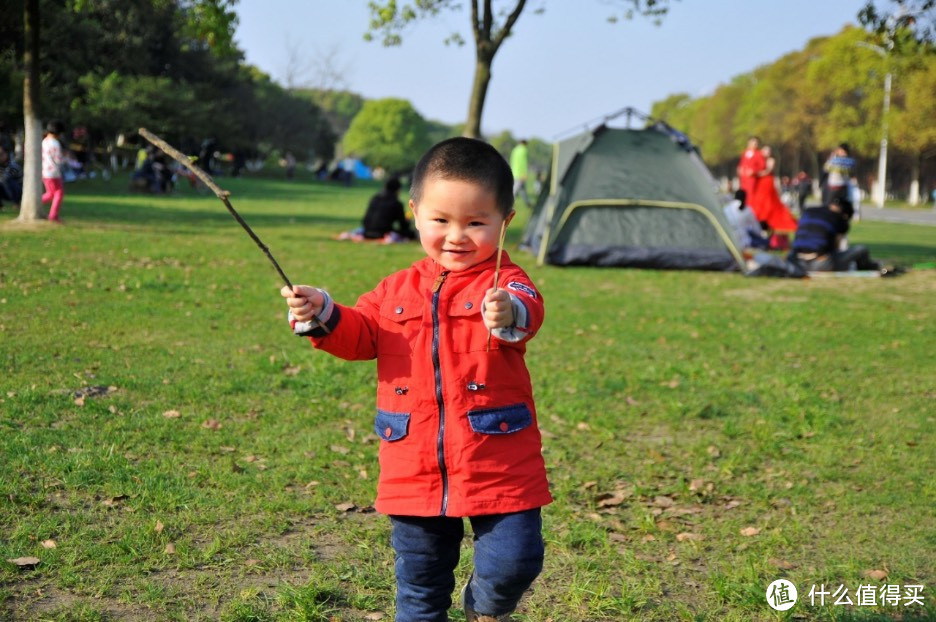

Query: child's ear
[504,209,516,227]
[409,200,420,230]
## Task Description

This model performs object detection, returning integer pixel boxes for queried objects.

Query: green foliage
[294,88,366,137]
[650,24,936,186]
[342,97,431,172]
[0,0,334,160]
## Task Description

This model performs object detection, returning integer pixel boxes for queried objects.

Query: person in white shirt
[723,189,769,249]
[41,121,65,222]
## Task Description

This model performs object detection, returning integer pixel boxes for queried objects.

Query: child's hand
[281,285,324,322]
[482,288,514,330]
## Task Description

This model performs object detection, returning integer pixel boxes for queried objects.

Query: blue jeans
[389,508,544,621]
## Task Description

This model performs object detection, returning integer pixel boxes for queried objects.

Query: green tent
[521,121,744,271]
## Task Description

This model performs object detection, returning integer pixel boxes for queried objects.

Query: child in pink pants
[42,121,65,222]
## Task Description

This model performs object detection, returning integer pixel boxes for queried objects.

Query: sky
[235,1,870,140]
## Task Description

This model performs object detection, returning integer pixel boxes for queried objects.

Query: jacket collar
[414,251,513,281]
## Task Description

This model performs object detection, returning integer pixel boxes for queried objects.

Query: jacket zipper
[431,270,449,515]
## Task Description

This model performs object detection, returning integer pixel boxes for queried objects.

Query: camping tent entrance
[541,199,746,270]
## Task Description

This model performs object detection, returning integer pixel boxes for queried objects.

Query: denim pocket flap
[467,403,532,435]
[375,410,410,442]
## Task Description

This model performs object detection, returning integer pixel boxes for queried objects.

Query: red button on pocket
[385,427,393,438]
[499,421,509,432]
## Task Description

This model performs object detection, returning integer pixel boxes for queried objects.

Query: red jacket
[295,252,551,517]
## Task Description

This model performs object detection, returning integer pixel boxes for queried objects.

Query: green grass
[1,176,934,621]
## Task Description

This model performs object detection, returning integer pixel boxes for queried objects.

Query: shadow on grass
[864,242,936,265]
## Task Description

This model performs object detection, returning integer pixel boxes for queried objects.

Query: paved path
[856,206,936,226]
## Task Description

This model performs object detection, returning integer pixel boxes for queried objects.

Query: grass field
[1,176,934,621]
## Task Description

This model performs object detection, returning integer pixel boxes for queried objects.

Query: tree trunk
[463,55,492,140]
[908,154,920,205]
[18,0,42,222]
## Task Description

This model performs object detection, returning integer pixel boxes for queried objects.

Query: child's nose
[446,226,467,243]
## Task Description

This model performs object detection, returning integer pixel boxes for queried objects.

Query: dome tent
[521,110,744,271]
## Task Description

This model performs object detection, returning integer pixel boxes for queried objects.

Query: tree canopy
[342,98,432,173]
[1,0,335,160]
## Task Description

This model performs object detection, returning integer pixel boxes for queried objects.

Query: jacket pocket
[447,296,491,352]
[378,299,422,355]
[467,403,532,435]
[375,409,410,442]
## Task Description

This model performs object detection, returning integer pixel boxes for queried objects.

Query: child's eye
[433,218,447,224]
[469,221,486,227]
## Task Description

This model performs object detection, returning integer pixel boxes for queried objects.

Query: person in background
[822,143,854,205]
[788,193,880,272]
[0,143,23,210]
[794,170,812,213]
[360,176,415,242]
[510,139,530,206]
[41,121,66,222]
[736,136,765,205]
[723,189,769,249]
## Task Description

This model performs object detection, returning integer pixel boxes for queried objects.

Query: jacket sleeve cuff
[288,289,340,337]
[491,293,530,343]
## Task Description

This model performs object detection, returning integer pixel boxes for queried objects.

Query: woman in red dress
[752,145,798,232]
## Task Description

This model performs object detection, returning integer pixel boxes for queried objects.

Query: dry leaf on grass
[202,419,221,430]
[7,557,40,568]
[364,613,386,621]
[163,410,181,419]
[863,569,888,581]
[769,558,795,570]
[676,532,704,542]
[40,540,56,549]
[335,502,357,512]
[596,492,628,508]
[330,444,350,455]
[164,543,175,554]
[155,520,164,534]
[740,527,760,537]
[283,365,301,376]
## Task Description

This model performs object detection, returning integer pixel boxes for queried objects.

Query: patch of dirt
[0,219,60,232]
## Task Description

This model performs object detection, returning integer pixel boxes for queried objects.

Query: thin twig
[486,219,509,352]
[138,128,330,334]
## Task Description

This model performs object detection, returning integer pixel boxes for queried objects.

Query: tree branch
[492,0,526,51]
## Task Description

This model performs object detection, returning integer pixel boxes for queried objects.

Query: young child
[282,137,551,622]
[41,121,65,222]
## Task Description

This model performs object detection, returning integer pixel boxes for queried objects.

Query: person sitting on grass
[282,137,551,622]
[723,189,769,250]
[788,192,880,272]
[361,176,416,242]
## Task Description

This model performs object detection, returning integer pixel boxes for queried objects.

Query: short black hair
[384,176,402,193]
[410,137,514,216]
[734,188,747,205]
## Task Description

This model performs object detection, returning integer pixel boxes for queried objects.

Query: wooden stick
[486,219,509,352]
[138,128,330,334]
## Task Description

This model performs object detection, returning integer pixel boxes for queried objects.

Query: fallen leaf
[863,569,888,581]
[244,455,258,463]
[652,496,675,508]
[626,396,639,406]
[582,481,597,489]
[102,495,128,508]
[163,410,181,419]
[305,480,320,489]
[689,479,705,492]
[164,543,175,554]
[40,540,56,549]
[330,444,350,455]
[740,527,760,537]
[335,502,357,512]
[108,405,118,415]
[245,559,261,566]
[202,419,221,430]
[155,520,164,534]
[596,492,628,508]
[642,534,656,542]
[707,445,721,458]
[769,558,795,570]
[576,422,590,431]
[364,613,386,621]
[74,396,85,406]
[219,446,236,453]
[283,365,301,376]
[608,533,628,543]
[676,532,704,542]
[7,557,40,568]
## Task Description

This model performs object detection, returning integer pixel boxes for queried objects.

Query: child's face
[410,176,514,272]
